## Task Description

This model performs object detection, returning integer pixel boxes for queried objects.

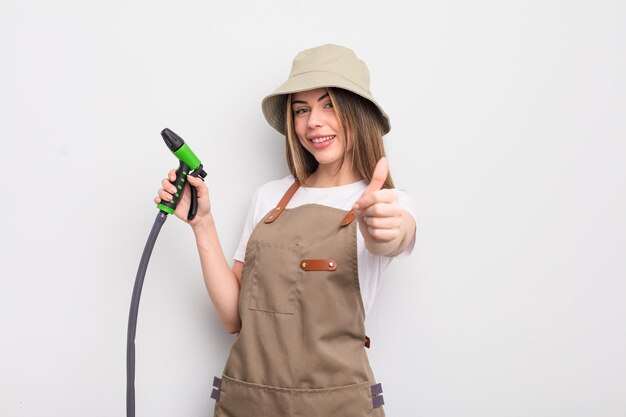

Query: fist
[352,157,403,243]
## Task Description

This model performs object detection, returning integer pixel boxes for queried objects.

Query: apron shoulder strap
[263,179,358,227]
[264,180,300,223]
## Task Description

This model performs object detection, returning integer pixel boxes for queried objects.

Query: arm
[156,171,242,334]
[192,217,243,334]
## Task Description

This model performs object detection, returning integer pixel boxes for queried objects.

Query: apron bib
[213,181,385,417]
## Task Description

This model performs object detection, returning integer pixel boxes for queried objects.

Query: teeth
[311,135,334,143]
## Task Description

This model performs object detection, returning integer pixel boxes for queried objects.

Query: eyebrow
[292,93,329,105]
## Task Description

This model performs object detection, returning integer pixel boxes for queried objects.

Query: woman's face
[291,88,347,167]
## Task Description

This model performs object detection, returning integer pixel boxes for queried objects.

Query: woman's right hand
[154,168,212,227]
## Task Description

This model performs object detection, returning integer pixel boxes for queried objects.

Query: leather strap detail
[300,259,338,271]
[340,211,357,227]
[264,180,301,223]
[370,382,383,396]
[210,375,222,401]
[371,381,384,409]
[364,335,371,348]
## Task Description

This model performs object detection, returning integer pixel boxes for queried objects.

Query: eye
[323,100,334,109]
[294,107,309,116]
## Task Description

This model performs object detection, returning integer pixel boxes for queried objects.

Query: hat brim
[262,71,391,135]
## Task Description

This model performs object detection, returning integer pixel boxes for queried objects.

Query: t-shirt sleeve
[233,188,260,263]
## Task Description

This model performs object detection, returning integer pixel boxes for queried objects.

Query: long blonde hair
[284,87,394,188]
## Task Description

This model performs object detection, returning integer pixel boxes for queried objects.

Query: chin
[314,155,343,166]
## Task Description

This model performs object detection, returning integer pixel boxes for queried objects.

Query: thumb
[363,157,388,195]
[186,174,207,195]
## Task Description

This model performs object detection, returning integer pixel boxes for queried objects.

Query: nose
[307,107,324,129]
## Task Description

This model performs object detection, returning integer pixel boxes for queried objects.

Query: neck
[304,159,362,188]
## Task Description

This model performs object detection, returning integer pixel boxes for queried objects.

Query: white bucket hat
[261,44,391,135]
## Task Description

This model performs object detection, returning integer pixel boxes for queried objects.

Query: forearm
[364,210,416,257]
[191,215,241,333]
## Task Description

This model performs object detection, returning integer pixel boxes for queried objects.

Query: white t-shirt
[234,175,418,316]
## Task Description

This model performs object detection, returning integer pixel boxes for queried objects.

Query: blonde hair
[284,88,394,188]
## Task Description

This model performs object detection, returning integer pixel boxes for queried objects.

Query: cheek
[297,135,307,149]
[293,117,307,139]
[293,125,308,148]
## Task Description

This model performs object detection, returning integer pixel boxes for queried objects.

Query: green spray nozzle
[157,128,206,219]
[161,128,202,170]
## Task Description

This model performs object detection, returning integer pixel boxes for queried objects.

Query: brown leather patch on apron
[300,259,338,271]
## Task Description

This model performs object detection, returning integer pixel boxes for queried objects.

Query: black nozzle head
[161,128,185,153]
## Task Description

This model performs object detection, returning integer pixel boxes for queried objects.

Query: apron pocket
[295,381,378,417]
[215,375,293,417]
[215,375,382,417]
[248,241,302,314]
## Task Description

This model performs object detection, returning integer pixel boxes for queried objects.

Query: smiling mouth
[310,135,335,143]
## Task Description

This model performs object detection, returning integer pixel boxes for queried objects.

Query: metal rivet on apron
[340,210,357,227]
[268,215,274,220]
[328,261,334,267]
[276,206,281,210]
[301,262,307,268]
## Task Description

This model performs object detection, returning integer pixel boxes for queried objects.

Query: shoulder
[252,175,295,205]
[256,175,295,195]
[247,175,295,224]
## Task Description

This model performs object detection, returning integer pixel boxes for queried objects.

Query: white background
[1,1,625,416]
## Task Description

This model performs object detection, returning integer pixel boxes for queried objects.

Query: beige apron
[212,181,386,416]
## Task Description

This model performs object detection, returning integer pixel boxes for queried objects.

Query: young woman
[155,44,417,417]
